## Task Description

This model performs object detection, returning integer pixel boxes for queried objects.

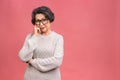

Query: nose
[39,22,45,28]
[40,22,43,25]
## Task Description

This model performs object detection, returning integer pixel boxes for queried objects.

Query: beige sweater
[18,31,64,80]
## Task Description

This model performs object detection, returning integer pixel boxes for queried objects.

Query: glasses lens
[42,19,48,24]
[35,20,40,25]
[35,19,48,25]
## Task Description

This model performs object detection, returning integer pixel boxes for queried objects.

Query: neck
[41,30,52,36]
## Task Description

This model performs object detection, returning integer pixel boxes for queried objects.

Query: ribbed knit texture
[18,31,64,80]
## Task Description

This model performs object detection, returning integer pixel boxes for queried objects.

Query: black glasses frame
[35,19,48,25]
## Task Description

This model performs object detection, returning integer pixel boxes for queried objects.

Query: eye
[42,19,47,21]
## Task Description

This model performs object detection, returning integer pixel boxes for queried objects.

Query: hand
[28,58,33,64]
[32,25,41,35]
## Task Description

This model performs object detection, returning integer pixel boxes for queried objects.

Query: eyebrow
[36,18,46,20]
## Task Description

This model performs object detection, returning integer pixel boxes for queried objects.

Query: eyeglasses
[35,19,48,25]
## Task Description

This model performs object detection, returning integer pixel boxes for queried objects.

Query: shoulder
[52,31,64,43]
[25,33,33,40]
[52,31,64,39]
[52,31,64,46]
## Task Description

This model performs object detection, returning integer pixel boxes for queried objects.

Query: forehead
[35,14,45,20]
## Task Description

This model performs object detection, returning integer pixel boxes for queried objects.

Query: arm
[18,34,38,62]
[30,36,64,72]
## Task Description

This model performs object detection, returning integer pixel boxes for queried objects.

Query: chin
[41,30,47,33]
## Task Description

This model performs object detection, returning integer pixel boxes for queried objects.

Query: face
[35,13,51,34]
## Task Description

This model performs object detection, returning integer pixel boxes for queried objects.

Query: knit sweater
[18,31,64,80]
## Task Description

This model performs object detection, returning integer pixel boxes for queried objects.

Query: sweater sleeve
[31,36,64,72]
[18,34,38,62]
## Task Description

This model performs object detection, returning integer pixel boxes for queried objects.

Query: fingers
[33,25,41,35]
[35,26,40,32]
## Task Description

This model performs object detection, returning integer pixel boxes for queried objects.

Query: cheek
[44,25,49,30]
[46,21,51,27]
[46,23,50,28]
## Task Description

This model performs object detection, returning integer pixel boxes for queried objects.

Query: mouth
[40,27,46,31]
[40,27,45,29]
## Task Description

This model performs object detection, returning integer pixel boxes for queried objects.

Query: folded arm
[18,34,38,62]
[30,36,64,72]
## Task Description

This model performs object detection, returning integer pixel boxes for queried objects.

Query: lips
[40,27,45,29]
[39,25,47,32]
[40,25,45,28]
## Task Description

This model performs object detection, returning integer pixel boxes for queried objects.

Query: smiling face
[35,13,51,34]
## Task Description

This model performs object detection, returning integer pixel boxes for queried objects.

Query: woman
[19,6,64,80]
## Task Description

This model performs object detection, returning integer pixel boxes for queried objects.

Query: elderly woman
[18,6,64,80]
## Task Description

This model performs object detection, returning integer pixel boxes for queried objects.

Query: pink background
[0,0,120,80]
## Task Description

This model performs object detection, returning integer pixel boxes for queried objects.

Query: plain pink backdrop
[0,0,120,80]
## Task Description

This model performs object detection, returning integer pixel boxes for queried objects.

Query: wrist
[28,58,33,64]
